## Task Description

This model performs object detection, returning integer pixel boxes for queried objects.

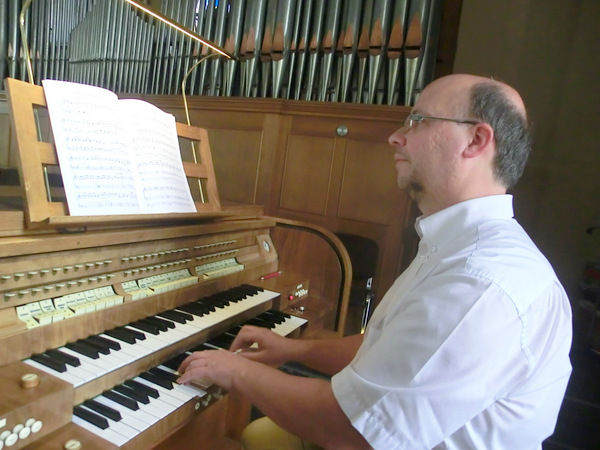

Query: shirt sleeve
[331,273,529,449]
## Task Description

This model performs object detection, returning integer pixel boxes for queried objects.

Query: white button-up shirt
[332,195,572,449]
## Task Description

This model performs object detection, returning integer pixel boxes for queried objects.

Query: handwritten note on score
[42,79,196,216]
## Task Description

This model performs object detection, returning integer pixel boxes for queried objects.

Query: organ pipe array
[0,0,444,105]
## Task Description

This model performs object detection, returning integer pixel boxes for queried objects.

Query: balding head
[423,74,532,189]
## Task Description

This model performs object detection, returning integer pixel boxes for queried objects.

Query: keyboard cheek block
[0,362,74,443]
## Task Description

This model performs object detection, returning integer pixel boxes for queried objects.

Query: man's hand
[229,324,296,366]
[177,348,254,391]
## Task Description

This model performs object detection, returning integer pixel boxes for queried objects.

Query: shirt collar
[415,195,515,247]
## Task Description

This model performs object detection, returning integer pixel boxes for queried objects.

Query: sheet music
[42,80,195,216]
[120,99,195,214]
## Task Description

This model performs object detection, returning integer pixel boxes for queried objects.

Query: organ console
[0,79,352,449]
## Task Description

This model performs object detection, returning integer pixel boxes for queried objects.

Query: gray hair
[468,82,533,188]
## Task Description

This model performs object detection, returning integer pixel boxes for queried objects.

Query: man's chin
[398,178,424,201]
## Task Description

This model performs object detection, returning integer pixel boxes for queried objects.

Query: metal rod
[122,0,234,60]
[19,0,34,83]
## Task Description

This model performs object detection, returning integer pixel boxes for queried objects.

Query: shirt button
[431,246,437,253]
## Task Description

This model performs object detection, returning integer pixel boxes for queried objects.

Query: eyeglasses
[402,113,479,132]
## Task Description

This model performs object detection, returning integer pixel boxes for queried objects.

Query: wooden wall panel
[280,134,335,215]
[338,139,399,224]
[209,128,263,205]
[184,108,281,206]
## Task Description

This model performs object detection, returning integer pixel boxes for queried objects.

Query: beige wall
[453,0,600,305]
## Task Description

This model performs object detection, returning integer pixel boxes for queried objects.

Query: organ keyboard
[67,310,307,449]
[23,286,280,389]
[0,217,349,449]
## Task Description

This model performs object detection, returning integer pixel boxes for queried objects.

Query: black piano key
[140,317,168,332]
[162,353,189,371]
[209,292,232,305]
[190,343,216,353]
[102,390,139,411]
[65,341,100,359]
[265,309,291,319]
[30,353,67,373]
[246,317,275,329]
[157,310,192,324]
[178,303,208,316]
[239,285,262,295]
[146,316,175,330]
[80,338,111,355]
[122,326,147,341]
[149,367,178,383]
[228,325,243,335]
[222,330,239,340]
[46,348,81,367]
[73,405,109,429]
[196,297,223,309]
[258,313,280,325]
[113,384,150,404]
[129,320,160,335]
[195,302,215,313]
[138,317,167,332]
[88,335,121,351]
[104,328,137,345]
[226,287,250,299]
[83,399,122,422]
[194,300,216,312]
[124,379,160,399]
[207,335,233,349]
[139,371,173,390]
[260,310,285,324]
[203,296,228,308]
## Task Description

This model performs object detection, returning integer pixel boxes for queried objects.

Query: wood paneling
[338,138,399,224]
[210,128,264,205]
[280,134,335,215]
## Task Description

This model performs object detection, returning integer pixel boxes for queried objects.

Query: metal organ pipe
[4,0,444,106]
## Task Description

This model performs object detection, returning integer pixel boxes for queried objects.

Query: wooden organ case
[0,79,351,449]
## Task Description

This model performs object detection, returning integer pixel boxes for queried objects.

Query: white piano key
[59,347,112,376]
[72,415,130,447]
[98,333,150,360]
[158,365,207,397]
[81,345,131,370]
[272,315,308,336]
[176,290,278,331]
[107,388,174,420]
[132,376,189,406]
[105,330,163,355]
[23,359,86,386]
[124,326,170,350]
[93,396,156,432]
[142,394,179,417]
[35,352,101,384]
[170,321,202,336]
[93,343,135,365]
[78,404,139,440]
[129,322,189,346]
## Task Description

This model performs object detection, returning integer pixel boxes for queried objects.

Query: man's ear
[463,122,494,158]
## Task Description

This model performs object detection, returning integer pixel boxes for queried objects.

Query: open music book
[42,79,196,216]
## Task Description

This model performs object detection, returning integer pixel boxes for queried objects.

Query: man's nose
[388,128,407,146]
